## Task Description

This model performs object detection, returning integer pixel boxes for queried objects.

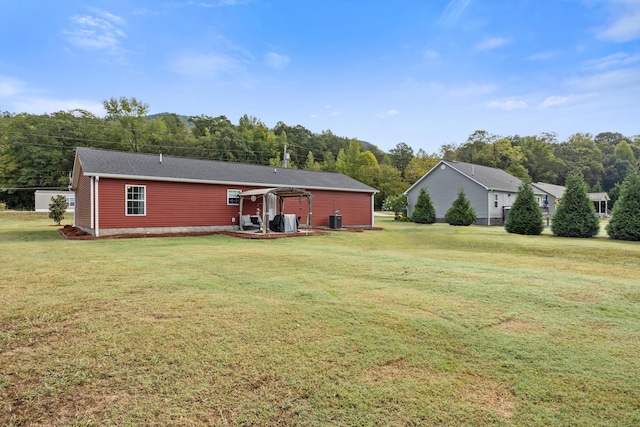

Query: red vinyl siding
[301,190,372,227]
[97,179,261,229]
[84,178,373,231]
[75,166,92,229]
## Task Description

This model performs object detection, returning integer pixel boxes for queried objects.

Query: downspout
[90,176,94,230]
[95,176,100,237]
[487,191,491,226]
[371,193,375,227]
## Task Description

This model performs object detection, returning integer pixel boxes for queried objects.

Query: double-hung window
[227,189,241,205]
[66,196,75,208]
[494,193,499,208]
[126,185,146,216]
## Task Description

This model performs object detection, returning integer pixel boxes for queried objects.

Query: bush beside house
[445,189,476,226]
[551,171,600,238]
[505,182,544,235]
[606,170,640,241]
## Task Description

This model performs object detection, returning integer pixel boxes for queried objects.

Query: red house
[71,147,378,237]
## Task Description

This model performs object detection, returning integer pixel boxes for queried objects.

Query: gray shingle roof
[443,160,522,192]
[74,147,377,193]
[532,182,565,198]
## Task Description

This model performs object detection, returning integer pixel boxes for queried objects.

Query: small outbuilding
[34,190,75,213]
[70,147,377,237]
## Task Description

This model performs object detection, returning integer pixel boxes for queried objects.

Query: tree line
[1,96,638,210]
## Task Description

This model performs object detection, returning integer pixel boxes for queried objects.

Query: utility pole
[282,144,289,168]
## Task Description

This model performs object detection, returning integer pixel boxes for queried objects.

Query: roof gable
[405,160,522,194]
[72,147,377,193]
[532,182,565,198]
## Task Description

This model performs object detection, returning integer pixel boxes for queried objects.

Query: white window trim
[494,193,499,208]
[503,194,509,207]
[126,184,146,216]
[227,189,241,206]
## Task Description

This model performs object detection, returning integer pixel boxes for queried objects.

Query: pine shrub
[551,170,600,238]
[606,170,640,241]
[505,182,544,235]
[445,188,476,226]
[411,188,436,224]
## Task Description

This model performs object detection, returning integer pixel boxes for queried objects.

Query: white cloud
[375,109,400,118]
[170,53,244,77]
[447,82,496,97]
[12,97,104,115]
[596,0,640,42]
[438,0,472,28]
[475,36,509,51]
[525,51,561,61]
[539,96,568,108]
[424,49,440,60]
[488,99,527,110]
[585,52,640,69]
[0,76,24,97]
[568,68,640,90]
[64,11,127,52]
[264,52,290,69]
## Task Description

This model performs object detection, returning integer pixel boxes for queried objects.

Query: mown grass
[1,211,639,426]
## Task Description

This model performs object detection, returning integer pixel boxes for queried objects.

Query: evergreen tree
[606,169,640,241]
[48,195,67,225]
[505,182,544,235]
[551,170,600,237]
[411,188,436,224]
[445,188,476,226]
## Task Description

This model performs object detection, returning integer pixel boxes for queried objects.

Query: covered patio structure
[238,187,313,234]
[589,192,611,217]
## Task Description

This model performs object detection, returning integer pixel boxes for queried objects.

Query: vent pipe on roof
[159,153,163,163]
[472,164,475,176]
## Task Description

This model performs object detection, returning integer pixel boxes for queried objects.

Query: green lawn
[1,212,639,426]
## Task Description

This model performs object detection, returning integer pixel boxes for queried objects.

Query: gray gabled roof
[405,160,523,194]
[532,182,565,198]
[72,147,377,193]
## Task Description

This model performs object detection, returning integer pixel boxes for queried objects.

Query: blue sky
[1,0,639,153]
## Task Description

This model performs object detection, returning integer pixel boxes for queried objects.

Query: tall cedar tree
[606,169,640,241]
[411,188,436,224]
[551,170,600,237]
[505,182,544,235]
[445,188,476,226]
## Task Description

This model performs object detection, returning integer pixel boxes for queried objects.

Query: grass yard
[1,212,639,426]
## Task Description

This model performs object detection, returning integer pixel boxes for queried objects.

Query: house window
[503,194,509,207]
[494,193,499,208]
[66,196,75,208]
[126,185,146,216]
[536,197,542,206]
[227,189,241,205]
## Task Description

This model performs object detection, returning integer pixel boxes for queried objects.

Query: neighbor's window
[494,193,499,208]
[503,194,509,207]
[66,196,75,208]
[227,189,241,205]
[126,185,146,216]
